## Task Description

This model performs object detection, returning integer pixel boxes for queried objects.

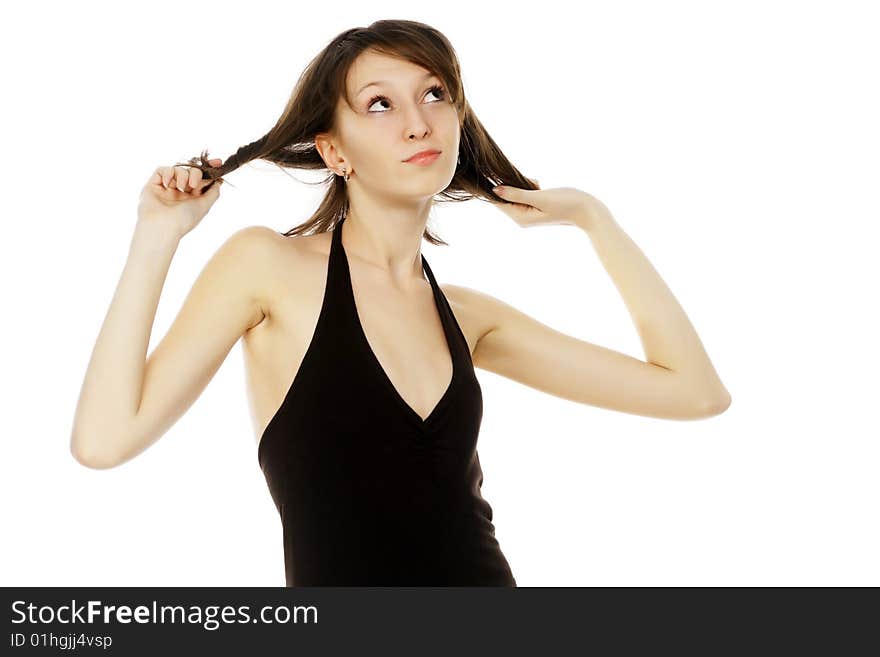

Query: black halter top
[257,216,516,586]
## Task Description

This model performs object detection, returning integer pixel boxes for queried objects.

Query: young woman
[71,20,731,586]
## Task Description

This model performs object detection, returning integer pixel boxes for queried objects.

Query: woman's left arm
[469,184,732,420]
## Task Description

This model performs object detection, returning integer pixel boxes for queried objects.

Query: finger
[202,159,222,185]
[187,166,202,192]
[165,166,179,189]
[159,166,173,188]
[200,159,223,186]
[496,184,538,203]
[174,166,191,192]
[175,166,190,192]
[493,185,513,199]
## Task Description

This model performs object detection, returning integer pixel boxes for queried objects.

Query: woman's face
[317,50,461,202]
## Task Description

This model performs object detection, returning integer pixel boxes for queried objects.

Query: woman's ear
[314,132,336,169]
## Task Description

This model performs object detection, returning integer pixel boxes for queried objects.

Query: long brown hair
[175,19,538,246]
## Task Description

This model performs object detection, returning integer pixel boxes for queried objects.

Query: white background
[2,0,878,586]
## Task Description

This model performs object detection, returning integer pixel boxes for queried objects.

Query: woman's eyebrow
[355,72,437,97]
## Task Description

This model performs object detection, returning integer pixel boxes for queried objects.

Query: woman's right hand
[136,158,225,239]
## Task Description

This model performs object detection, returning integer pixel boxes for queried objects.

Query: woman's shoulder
[232,225,332,316]
[231,224,331,262]
[438,282,500,348]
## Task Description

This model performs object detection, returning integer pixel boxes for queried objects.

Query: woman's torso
[239,219,514,586]
[242,228,488,451]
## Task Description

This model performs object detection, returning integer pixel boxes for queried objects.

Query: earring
[341,167,350,182]
[457,153,461,166]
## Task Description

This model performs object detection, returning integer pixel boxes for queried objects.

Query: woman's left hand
[491,180,609,230]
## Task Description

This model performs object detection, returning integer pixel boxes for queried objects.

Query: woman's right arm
[70,161,271,469]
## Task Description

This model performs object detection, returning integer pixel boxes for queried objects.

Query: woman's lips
[405,151,441,166]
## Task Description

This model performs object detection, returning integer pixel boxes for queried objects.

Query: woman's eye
[367,85,446,113]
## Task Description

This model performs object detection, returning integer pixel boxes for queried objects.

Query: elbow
[70,434,122,470]
[699,390,732,418]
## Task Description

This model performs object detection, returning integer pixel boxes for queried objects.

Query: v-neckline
[336,219,457,431]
